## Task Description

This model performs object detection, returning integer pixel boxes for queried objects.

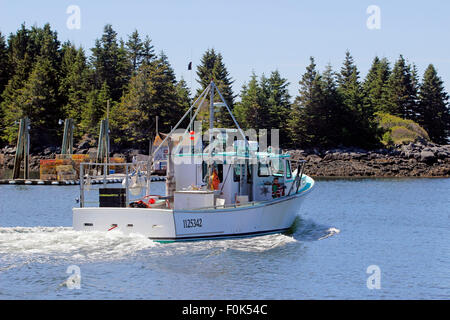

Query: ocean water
[0,178,448,299]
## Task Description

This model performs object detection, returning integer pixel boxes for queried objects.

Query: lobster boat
[73,82,315,242]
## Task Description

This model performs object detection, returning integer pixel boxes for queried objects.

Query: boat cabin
[173,143,294,206]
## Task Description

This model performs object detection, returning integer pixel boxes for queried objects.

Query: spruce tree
[175,78,192,115]
[320,64,343,147]
[141,35,155,66]
[110,55,183,148]
[126,30,144,72]
[266,70,291,146]
[81,81,110,135]
[90,24,132,101]
[417,64,450,144]
[288,57,324,147]
[337,51,379,148]
[0,32,9,144]
[1,25,33,131]
[2,56,61,144]
[59,42,91,136]
[381,55,417,119]
[196,49,235,127]
[363,56,390,114]
[0,32,9,102]
[234,72,264,130]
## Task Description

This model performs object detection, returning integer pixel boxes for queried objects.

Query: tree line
[235,53,450,148]
[0,23,449,154]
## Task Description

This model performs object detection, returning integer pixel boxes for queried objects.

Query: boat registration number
[183,218,203,228]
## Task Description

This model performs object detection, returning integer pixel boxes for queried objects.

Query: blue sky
[1,0,449,99]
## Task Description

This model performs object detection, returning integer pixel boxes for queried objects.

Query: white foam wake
[0,226,157,263]
[318,227,341,240]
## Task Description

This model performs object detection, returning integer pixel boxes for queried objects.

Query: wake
[0,226,157,264]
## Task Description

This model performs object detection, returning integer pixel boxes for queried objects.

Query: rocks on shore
[288,140,450,177]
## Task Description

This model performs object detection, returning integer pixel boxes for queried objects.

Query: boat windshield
[271,159,285,177]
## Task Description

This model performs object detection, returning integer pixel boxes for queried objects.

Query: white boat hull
[73,176,314,242]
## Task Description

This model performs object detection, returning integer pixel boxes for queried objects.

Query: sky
[1,0,449,100]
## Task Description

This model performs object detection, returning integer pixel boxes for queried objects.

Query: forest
[0,23,449,153]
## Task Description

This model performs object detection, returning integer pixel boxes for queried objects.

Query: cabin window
[258,162,270,177]
[271,159,285,177]
[202,161,223,182]
[235,163,252,182]
[202,161,208,181]
[286,160,292,179]
[247,163,252,183]
[233,165,241,182]
[217,164,223,181]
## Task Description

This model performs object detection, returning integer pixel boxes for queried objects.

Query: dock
[0,175,166,186]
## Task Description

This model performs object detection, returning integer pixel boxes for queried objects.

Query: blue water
[0,179,448,299]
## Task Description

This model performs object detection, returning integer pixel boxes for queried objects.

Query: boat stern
[73,207,176,239]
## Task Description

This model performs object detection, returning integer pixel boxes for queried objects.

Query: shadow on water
[284,216,340,242]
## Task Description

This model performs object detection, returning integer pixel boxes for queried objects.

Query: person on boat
[210,168,220,190]
[272,177,285,198]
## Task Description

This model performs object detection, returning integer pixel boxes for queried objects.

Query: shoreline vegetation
[0,23,449,178]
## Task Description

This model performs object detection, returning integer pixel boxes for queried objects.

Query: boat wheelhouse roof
[174,151,290,159]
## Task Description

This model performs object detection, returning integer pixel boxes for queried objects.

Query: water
[0,179,448,299]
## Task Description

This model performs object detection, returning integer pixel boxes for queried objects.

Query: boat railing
[79,161,151,208]
[187,176,310,212]
[287,160,306,196]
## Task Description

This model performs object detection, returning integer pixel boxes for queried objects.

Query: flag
[188,61,192,70]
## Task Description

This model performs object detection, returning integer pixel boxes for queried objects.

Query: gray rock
[77,140,90,149]
[420,151,436,163]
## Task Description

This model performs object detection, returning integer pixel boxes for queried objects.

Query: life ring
[143,195,159,207]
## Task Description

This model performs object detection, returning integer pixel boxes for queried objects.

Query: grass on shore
[375,112,430,146]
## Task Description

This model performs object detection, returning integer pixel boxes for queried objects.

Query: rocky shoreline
[288,140,450,178]
[1,139,449,178]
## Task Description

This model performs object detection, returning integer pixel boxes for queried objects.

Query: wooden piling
[12,117,30,179]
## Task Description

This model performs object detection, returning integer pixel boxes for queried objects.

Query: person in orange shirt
[210,168,220,190]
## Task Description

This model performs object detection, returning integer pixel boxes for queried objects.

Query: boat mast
[208,81,215,184]
[209,81,214,144]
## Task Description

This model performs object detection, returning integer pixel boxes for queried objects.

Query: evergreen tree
[320,64,344,147]
[125,31,155,72]
[0,32,9,144]
[265,70,291,146]
[381,55,417,119]
[196,48,235,126]
[337,51,379,147]
[81,81,110,135]
[126,30,144,72]
[0,32,9,101]
[110,55,184,148]
[363,56,390,114]
[234,70,291,146]
[1,24,62,144]
[1,25,33,131]
[175,78,192,115]
[234,72,264,130]
[409,63,420,120]
[141,36,155,66]
[90,24,132,101]
[59,42,91,136]
[337,51,364,114]
[288,57,324,147]
[417,64,450,144]
[2,56,61,144]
